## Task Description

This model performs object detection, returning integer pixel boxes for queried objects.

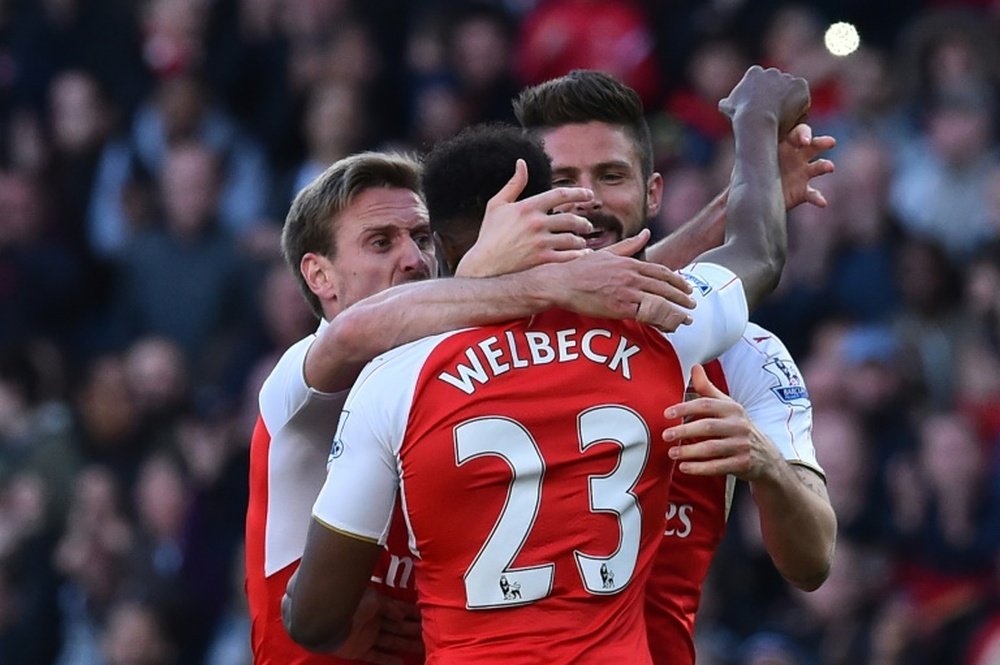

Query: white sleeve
[666,262,749,386]
[311,359,402,545]
[310,334,446,545]
[258,334,348,431]
[718,324,823,476]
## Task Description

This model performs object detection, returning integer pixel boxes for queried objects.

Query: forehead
[336,186,428,236]
[541,121,641,172]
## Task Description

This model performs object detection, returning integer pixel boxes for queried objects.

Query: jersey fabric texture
[644,322,823,665]
[246,320,418,665]
[313,263,747,664]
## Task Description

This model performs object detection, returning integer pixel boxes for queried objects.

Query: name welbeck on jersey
[437,327,643,394]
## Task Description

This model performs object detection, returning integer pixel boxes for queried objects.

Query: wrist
[524,263,564,310]
[730,108,780,136]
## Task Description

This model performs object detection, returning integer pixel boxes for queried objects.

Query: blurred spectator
[837,324,920,473]
[128,73,271,240]
[5,0,149,115]
[822,138,902,323]
[660,38,749,167]
[109,142,256,386]
[891,237,967,408]
[890,85,1000,260]
[70,355,147,492]
[815,46,915,156]
[0,170,84,349]
[759,4,841,118]
[54,466,134,665]
[140,0,211,79]
[445,3,519,124]
[652,164,714,242]
[885,412,1000,664]
[100,599,175,665]
[515,0,662,106]
[285,81,368,203]
[895,7,1000,119]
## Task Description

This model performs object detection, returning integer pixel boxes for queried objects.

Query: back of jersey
[399,309,687,664]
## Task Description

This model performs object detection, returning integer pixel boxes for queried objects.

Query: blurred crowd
[0,0,999,664]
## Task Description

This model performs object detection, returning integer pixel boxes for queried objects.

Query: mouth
[581,227,619,250]
[579,214,624,250]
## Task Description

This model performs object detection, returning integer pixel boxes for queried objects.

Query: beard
[579,211,625,250]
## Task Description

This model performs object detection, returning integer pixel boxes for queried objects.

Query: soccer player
[283,65,808,663]
[246,152,698,664]
[513,70,837,663]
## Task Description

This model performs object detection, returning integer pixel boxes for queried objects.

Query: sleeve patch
[329,409,350,463]
[762,359,810,404]
[679,271,713,296]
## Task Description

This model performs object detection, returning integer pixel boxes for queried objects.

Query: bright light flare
[824,22,860,57]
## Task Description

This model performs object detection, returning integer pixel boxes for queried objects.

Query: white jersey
[251,320,348,576]
[719,321,820,473]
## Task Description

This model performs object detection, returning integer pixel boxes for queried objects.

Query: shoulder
[349,330,466,398]
[717,323,810,408]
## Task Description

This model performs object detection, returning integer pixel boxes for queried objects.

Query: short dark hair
[513,70,654,181]
[422,122,551,241]
[281,151,423,318]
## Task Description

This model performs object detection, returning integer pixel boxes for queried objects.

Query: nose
[397,236,431,277]
[572,176,601,213]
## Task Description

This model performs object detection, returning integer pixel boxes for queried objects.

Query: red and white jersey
[644,322,823,665]
[313,263,747,664]
[246,320,417,665]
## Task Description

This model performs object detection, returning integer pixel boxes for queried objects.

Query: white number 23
[455,406,649,609]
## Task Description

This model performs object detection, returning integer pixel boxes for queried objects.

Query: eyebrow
[552,159,633,173]
[360,221,431,235]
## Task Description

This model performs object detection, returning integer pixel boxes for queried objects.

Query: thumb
[604,228,650,256]
[690,364,725,398]
[486,158,528,209]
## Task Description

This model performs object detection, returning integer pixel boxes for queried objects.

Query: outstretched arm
[663,364,836,590]
[307,230,695,392]
[693,66,810,308]
[646,123,835,271]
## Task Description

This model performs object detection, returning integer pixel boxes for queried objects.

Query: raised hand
[455,158,597,278]
[718,65,811,139]
[780,123,836,210]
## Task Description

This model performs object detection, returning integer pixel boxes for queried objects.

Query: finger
[809,135,837,152]
[604,229,650,257]
[358,651,403,665]
[636,299,693,331]
[784,122,812,147]
[690,364,727,399]
[633,277,696,309]
[380,616,422,638]
[667,438,739,461]
[540,211,594,236]
[542,231,590,252]
[373,633,426,654]
[385,598,421,620]
[664,397,737,421]
[531,185,595,213]
[539,248,592,264]
[486,159,528,208]
[637,262,693,295]
[663,419,736,444]
[805,186,828,208]
[807,158,835,177]
[677,458,745,477]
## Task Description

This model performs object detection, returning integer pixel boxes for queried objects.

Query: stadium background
[0,0,998,663]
